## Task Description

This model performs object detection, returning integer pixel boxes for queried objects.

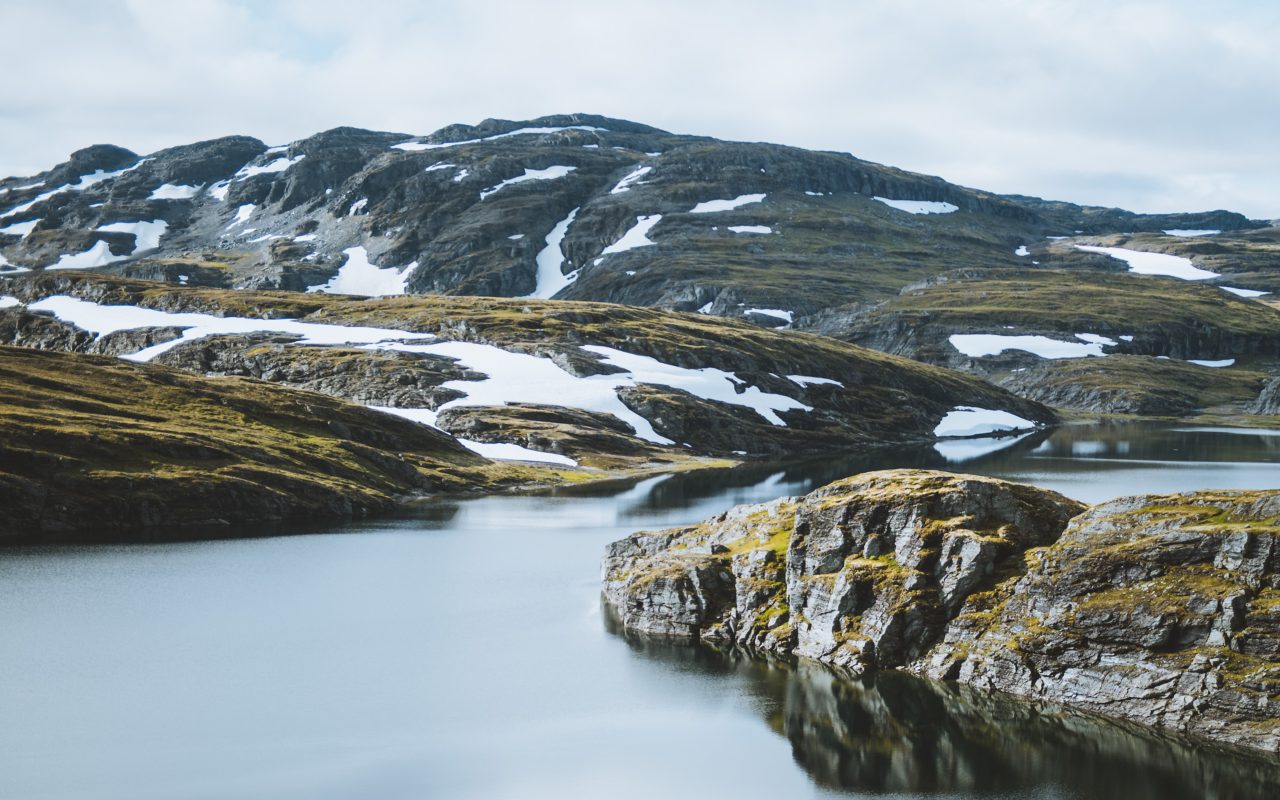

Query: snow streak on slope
[1,161,145,219]
[610,165,652,194]
[600,215,661,255]
[689,193,766,214]
[523,208,579,299]
[873,197,958,214]
[391,126,608,151]
[479,166,575,200]
[235,155,305,180]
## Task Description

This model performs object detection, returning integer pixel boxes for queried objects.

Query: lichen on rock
[602,468,1280,753]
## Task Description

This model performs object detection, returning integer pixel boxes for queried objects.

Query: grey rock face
[1247,376,1280,414]
[602,469,1280,753]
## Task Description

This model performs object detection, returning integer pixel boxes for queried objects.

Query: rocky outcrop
[1247,376,1280,414]
[996,355,1265,416]
[602,469,1280,752]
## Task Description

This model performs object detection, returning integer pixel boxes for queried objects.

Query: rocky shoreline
[602,469,1280,754]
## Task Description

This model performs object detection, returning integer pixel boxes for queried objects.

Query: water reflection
[613,626,1280,799]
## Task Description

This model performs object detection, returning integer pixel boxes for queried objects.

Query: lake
[2,421,1279,799]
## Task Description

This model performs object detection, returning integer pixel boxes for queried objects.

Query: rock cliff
[602,469,1280,752]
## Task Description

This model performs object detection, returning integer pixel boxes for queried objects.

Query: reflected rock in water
[612,624,1280,799]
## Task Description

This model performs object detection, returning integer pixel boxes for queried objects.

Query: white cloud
[1,0,1276,218]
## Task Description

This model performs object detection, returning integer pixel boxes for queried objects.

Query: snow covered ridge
[10,295,826,462]
[934,406,1039,438]
[689,193,765,214]
[873,197,958,215]
[392,125,608,151]
[306,246,417,297]
[479,166,575,200]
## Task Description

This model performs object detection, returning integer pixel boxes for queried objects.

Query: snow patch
[583,345,811,427]
[1074,245,1219,280]
[728,225,772,234]
[523,207,579,299]
[46,242,127,270]
[697,302,713,314]
[1222,286,1270,298]
[934,406,1038,438]
[97,219,167,252]
[307,246,416,297]
[949,333,1109,359]
[226,204,255,228]
[690,193,766,214]
[2,161,145,219]
[148,183,201,200]
[508,233,524,241]
[424,162,456,172]
[452,437,578,466]
[787,375,843,388]
[0,296,21,308]
[391,125,608,151]
[26,296,432,362]
[873,197,958,215]
[1015,245,1030,256]
[347,197,369,216]
[235,155,305,181]
[208,181,230,201]
[610,165,652,194]
[744,308,793,323]
[1074,333,1118,346]
[0,219,38,238]
[1188,359,1235,368]
[1163,229,1220,237]
[601,214,661,255]
[480,165,575,200]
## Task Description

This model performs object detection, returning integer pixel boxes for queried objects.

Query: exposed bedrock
[602,468,1280,753]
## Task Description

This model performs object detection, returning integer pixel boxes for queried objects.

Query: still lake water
[2,422,1280,799]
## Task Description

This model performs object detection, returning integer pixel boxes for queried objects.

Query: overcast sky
[2,0,1276,218]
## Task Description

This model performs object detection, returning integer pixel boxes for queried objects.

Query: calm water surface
[2,422,1280,799]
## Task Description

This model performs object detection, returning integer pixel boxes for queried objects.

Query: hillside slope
[0,345,512,542]
[0,114,1261,324]
[0,272,1055,460]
